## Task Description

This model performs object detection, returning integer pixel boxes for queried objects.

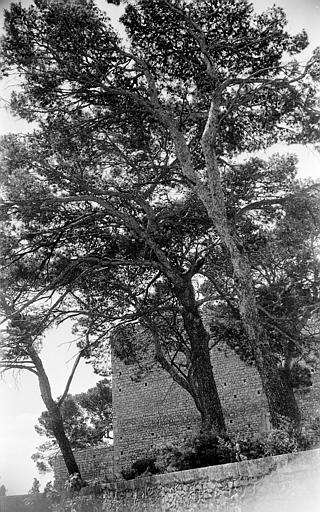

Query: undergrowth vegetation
[122,416,320,480]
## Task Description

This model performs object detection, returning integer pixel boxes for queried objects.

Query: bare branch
[0,361,38,376]
[57,350,83,407]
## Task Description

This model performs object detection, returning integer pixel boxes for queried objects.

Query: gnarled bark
[209,223,301,427]
[163,98,301,428]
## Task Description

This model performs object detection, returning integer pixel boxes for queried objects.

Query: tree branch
[57,350,83,407]
[142,317,192,395]
[0,361,38,376]
[200,270,240,318]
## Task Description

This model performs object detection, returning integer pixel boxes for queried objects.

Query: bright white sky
[0,0,319,496]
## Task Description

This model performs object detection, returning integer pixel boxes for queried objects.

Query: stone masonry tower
[111,342,271,475]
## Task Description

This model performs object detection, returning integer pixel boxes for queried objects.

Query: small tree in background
[0,294,83,478]
[32,379,112,472]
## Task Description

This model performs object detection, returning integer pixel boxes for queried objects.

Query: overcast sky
[0,0,320,496]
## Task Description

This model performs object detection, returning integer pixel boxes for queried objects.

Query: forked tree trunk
[0,300,82,477]
[165,109,301,428]
[143,227,226,434]
[174,277,226,434]
[28,345,81,476]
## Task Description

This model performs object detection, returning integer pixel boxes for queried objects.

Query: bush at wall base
[122,415,320,480]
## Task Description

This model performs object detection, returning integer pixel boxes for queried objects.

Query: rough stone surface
[112,343,270,474]
[58,448,320,512]
[53,343,320,484]
[112,341,320,474]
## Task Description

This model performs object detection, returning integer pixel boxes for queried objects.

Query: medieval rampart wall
[112,342,270,474]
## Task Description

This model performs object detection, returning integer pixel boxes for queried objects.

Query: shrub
[260,415,320,456]
[122,456,159,480]
[121,416,320,480]
[261,417,300,456]
[43,482,61,507]
[233,433,265,460]
[153,441,195,473]
[123,434,238,479]
[191,433,236,467]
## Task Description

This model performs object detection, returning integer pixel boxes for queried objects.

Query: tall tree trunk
[174,277,226,434]
[208,214,301,427]
[49,406,81,476]
[165,108,301,428]
[28,345,81,476]
[141,226,226,434]
[203,106,300,427]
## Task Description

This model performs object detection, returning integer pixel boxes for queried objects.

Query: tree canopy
[1,0,320,431]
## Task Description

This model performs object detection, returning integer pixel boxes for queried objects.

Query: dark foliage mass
[0,0,320,440]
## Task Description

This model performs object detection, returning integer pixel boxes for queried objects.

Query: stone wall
[112,342,269,474]
[52,346,320,486]
[59,448,320,512]
[112,342,320,475]
[52,444,114,490]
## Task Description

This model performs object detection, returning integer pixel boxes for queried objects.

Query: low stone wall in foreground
[60,448,320,512]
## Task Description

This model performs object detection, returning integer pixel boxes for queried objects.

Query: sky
[0,0,320,496]
[0,322,101,495]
